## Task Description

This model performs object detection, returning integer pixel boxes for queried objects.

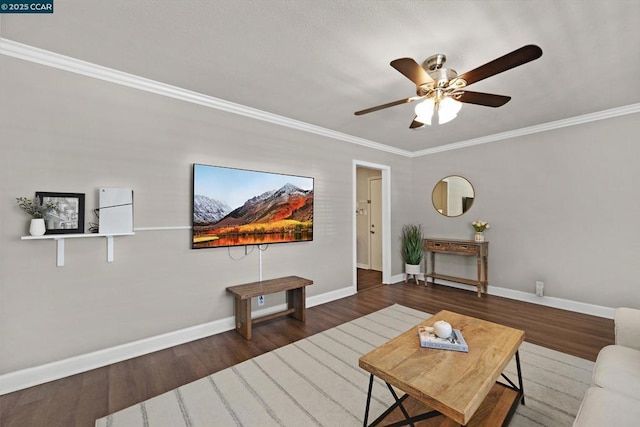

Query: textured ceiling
[2,0,639,153]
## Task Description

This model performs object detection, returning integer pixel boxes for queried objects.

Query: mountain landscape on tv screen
[193,195,232,224]
[193,183,313,248]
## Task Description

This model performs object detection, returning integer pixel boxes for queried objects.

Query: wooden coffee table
[359,310,525,426]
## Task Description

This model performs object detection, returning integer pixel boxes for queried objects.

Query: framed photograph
[36,192,85,234]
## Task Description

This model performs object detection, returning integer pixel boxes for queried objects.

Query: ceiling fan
[354,44,543,128]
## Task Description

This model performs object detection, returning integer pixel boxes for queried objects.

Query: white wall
[412,113,640,308]
[0,56,414,374]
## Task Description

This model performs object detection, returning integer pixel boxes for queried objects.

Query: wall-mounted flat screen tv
[192,164,314,248]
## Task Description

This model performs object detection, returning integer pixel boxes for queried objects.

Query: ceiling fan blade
[354,96,422,116]
[457,91,511,107]
[409,117,425,129]
[390,58,433,86]
[456,45,543,86]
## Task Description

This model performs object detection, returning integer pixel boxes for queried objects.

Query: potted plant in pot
[401,224,423,285]
[16,196,58,236]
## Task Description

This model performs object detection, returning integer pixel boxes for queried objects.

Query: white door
[369,178,382,271]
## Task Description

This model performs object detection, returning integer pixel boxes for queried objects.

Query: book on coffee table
[418,326,469,352]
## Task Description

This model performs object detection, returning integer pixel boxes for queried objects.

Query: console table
[424,238,489,297]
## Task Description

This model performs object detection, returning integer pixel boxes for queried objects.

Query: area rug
[96,304,593,426]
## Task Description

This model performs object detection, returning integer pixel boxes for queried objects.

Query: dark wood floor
[357,268,383,291]
[1,278,614,427]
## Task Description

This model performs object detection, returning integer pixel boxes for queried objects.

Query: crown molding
[2,38,637,158]
[0,38,412,157]
[410,103,640,157]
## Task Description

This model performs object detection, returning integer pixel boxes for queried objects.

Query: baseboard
[390,274,614,319]
[0,285,356,396]
[0,277,611,395]
[389,273,425,284]
[357,263,370,269]
[486,284,614,319]
[307,285,357,308]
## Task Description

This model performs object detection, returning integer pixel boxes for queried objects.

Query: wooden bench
[226,275,313,340]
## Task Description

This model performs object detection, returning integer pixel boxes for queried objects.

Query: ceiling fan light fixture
[414,98,435,125]
[354,44,543,130]
[437,97,462,124]
[414,96,462,125]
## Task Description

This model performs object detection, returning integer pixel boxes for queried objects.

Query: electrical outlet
[535,281,544,297]
[257,295,265,306]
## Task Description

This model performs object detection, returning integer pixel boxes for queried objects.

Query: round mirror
[432,175,475,217]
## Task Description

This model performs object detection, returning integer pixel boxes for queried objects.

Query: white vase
[474,232,484,242]
[404,263,422,285]
[29,218,46,236]
[405,263,421,275]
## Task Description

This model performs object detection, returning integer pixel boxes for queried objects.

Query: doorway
[353,161,391,292]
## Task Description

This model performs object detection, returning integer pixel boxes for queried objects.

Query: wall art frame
[36,192,85,234]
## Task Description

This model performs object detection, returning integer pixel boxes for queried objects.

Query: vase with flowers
[471,220,490,242]
[16,196,58,236]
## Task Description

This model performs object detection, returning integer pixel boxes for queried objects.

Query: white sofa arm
[615,307,640,351]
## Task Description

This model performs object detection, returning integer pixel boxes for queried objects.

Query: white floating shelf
[21,233,135,267]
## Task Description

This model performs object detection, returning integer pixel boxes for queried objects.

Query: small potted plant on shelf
[16,196,58,236]
[401,224,423,284]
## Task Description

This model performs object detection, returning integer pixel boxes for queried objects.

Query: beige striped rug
[96,304,593,426]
